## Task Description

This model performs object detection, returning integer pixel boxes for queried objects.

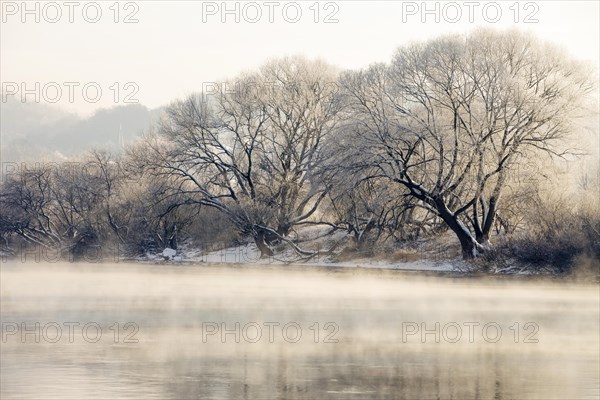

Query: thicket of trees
[1,30,598,270]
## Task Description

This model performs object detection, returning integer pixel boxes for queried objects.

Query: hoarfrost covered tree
[134,57,343,257]
[324,166,433,247]
[339,30,594,258]
[0,151,126,255]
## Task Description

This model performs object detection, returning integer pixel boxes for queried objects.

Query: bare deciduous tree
[134,57,343,257]
[339,30,594,258]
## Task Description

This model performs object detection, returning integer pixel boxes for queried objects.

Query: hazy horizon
[2,1,599,117]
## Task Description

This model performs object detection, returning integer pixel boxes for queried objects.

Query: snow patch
[162,248,177,259]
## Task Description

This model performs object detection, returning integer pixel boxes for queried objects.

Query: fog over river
[1,262,598,399]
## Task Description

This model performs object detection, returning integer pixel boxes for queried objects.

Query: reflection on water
[1,262,598,399]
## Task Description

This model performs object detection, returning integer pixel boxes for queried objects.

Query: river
[1,262,598,399]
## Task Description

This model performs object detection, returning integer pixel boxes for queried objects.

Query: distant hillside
[0,99,164,162]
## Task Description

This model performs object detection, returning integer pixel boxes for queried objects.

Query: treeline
[1,30,598,272]
[0,152,234,259]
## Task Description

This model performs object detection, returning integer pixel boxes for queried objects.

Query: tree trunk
[254,231,274,258]
[457,233,481,259]
[276,223,290,237]
[356,219,375,250]
[479,197,496,245]
[475,231,489,245]
[169,226,178,250]
[472,196,497,245]
[434,198,483,259]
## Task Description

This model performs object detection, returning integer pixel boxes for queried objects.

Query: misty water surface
[1,262,598,399]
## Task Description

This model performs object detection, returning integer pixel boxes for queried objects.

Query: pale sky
[1,0,599,116]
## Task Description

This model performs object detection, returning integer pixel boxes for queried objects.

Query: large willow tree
[135,57,343,257]
[339,30,594,258]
